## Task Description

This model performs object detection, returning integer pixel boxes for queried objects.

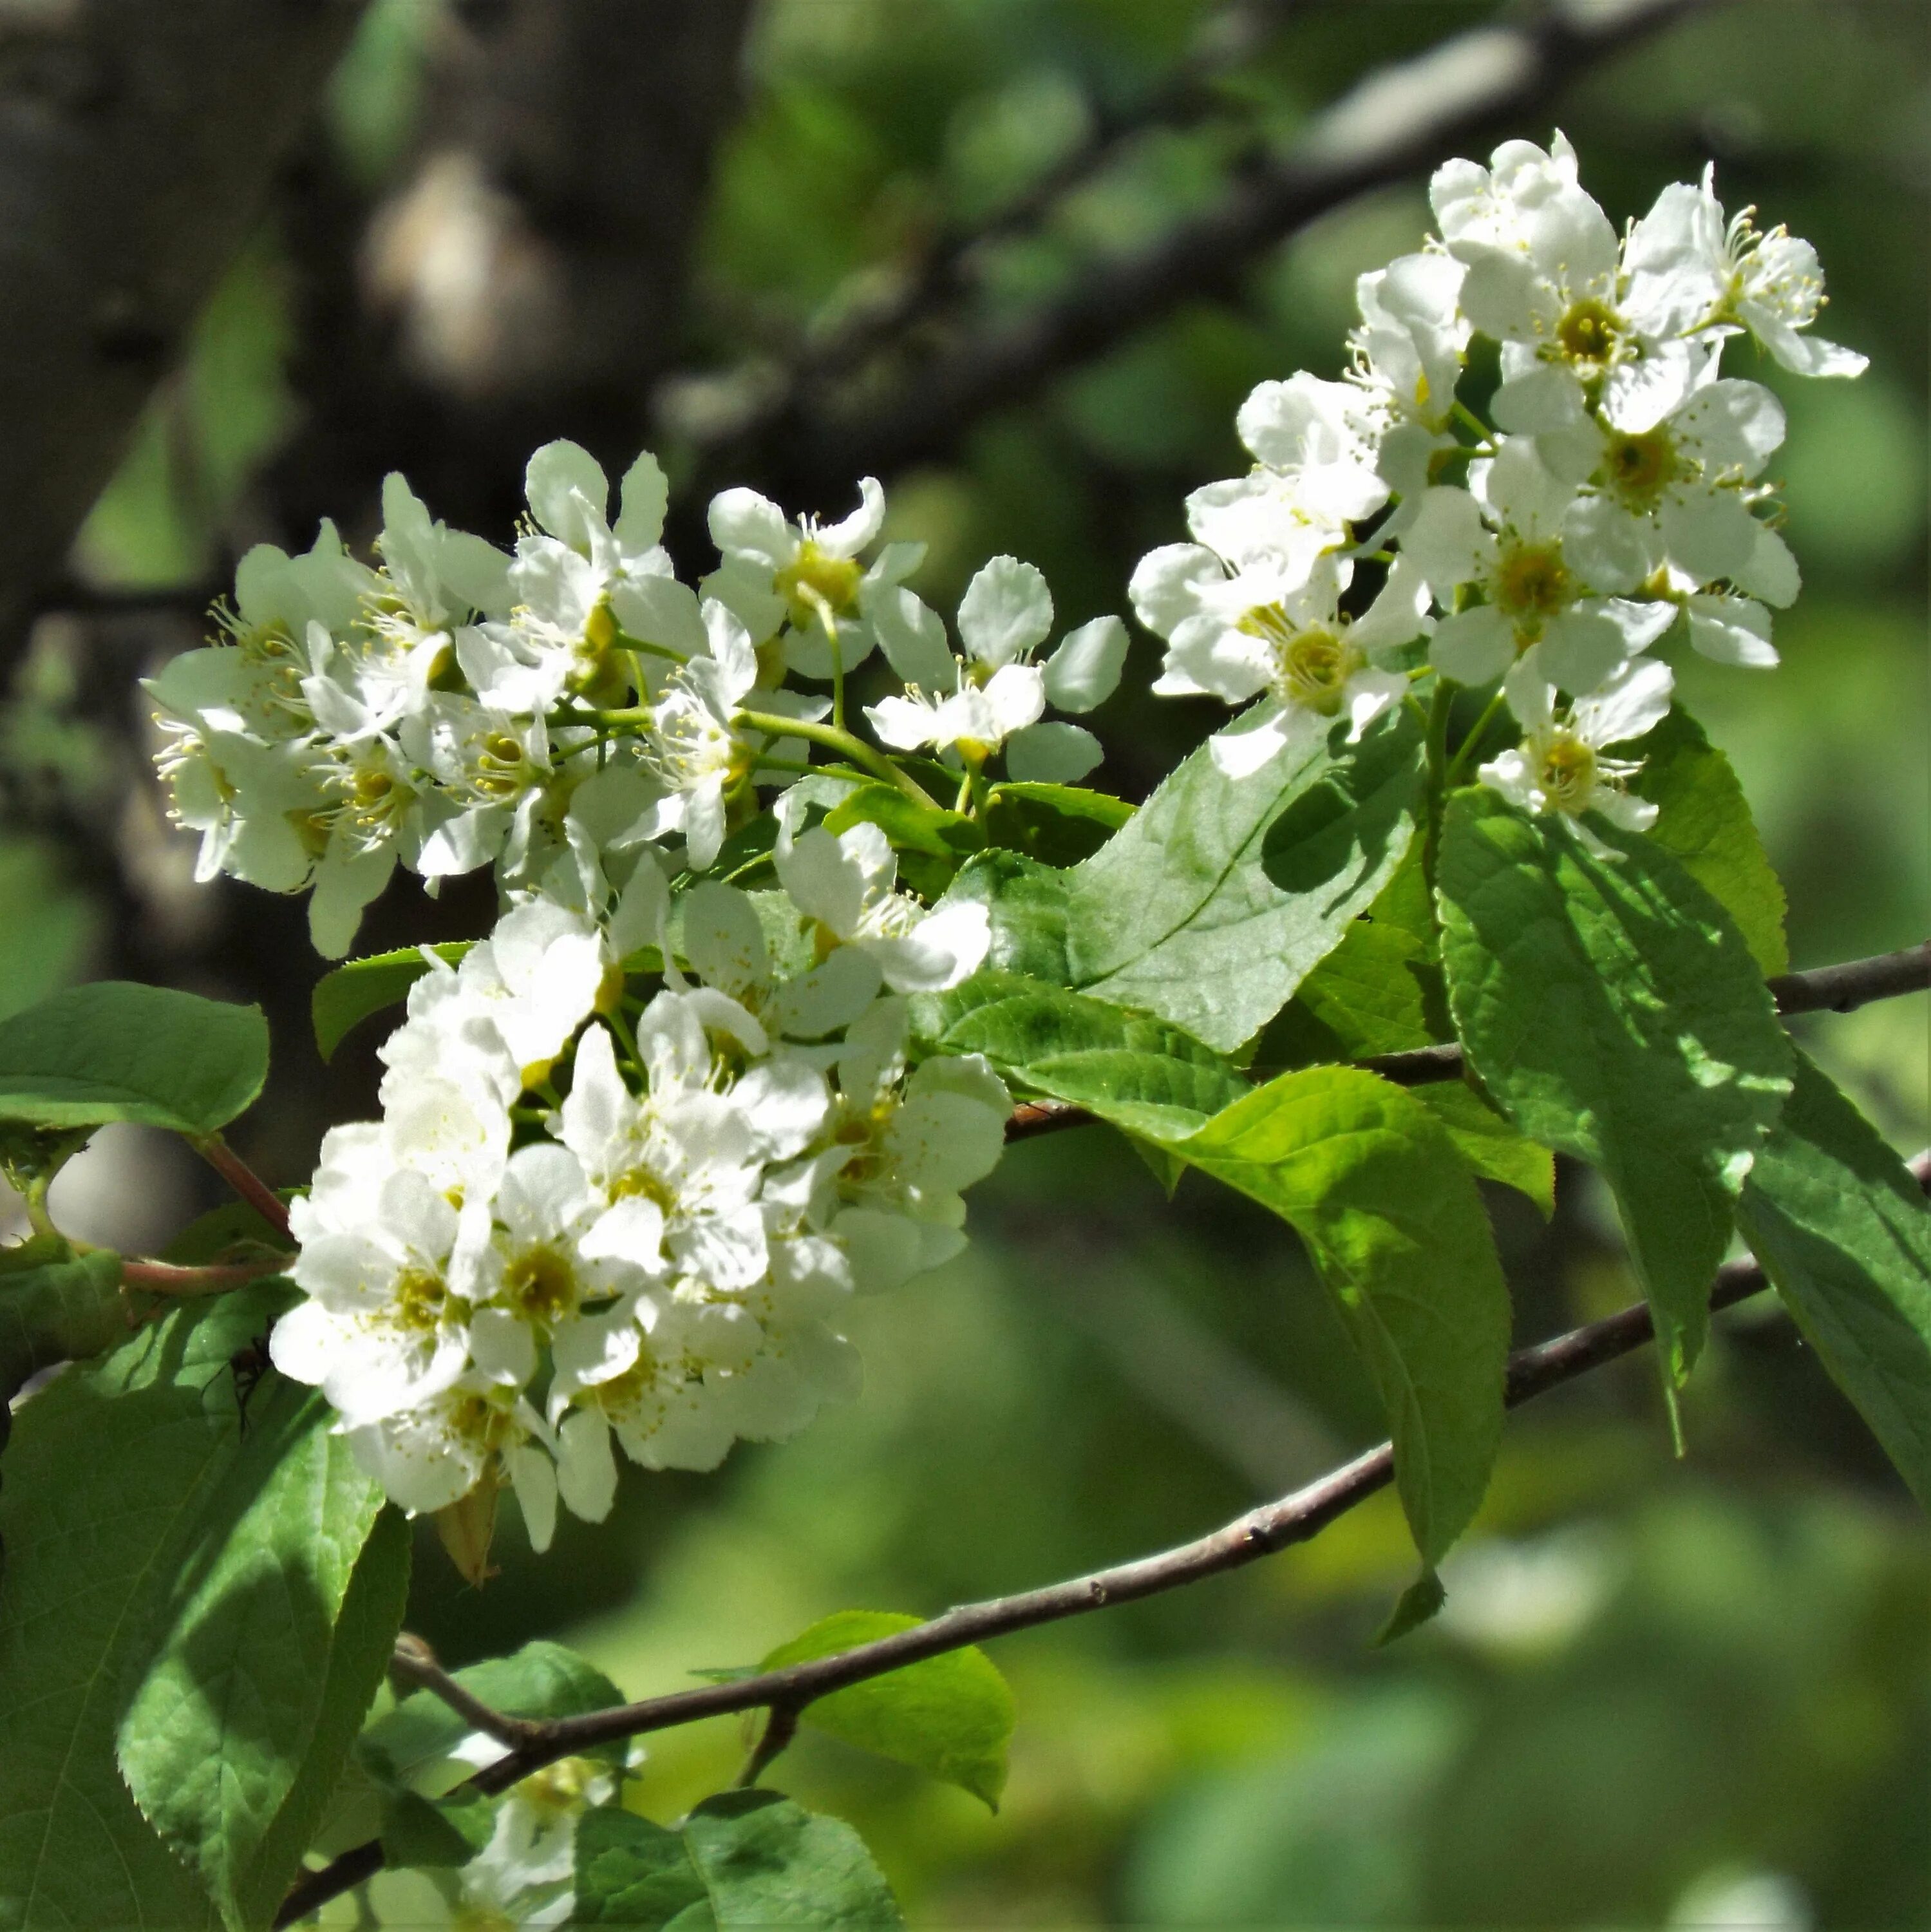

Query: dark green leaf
[312,942,471,1063]
[359,1640,628,1787]
[941,851,1073,985]
[112,1309,394,1928]
[159,1200,291,1268]
[230,1506,411,1927]
[575,1808,711,1927]
[760,1611,1015,1809]
[1436,790,1791,1392]
[1737,1052,1931,1504]
[1065,709,1422,1052]
[1375,1567,1447,1645]
[0,1287,303,1931]
[914,971,1250,1140]
[983,783,1133,866]
[379,1787,497,1870]
[0,981,268,1137]
[1628,706,1789,976]
[576,1792,905,1928]
[0,1242,125,1405]
[1164,1066,1510,1565]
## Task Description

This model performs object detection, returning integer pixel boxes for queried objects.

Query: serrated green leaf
[1260,859,1553,1214]
[0,1287,299,1932]
[1628,706,1789,976]
[231,1506,411,1927]
[913,971,1250,1140]
[0,1244,125,1405]
[576,1792,904,1929]
[1436,791,1792,1394]
[983,782,1133,866]
[115,1330,391,1931]
[1064,708,1421,1052]
[941,851,1073,985]
[1162,1066,1510,1566]
[1736,1052,1931,1504]
[0,981,268,1138]
[312,942,471,1063]
[760,1611,1015,1810]
[359,1640,628,1789]
[574,1808,711,1927]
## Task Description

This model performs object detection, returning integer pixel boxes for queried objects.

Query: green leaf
[1162,1066,1510,1565]
[1436,791,1793,1393]
[230,1506,411,1927]
[359,1640,628,1788]
[159,1200,291,1268]
[913,971,1250,1141]
[760,1611,1015,1810]
[983,782,1133,866]
[312,942,471,1063]
[0,981,268,1138]
[379,1786,498,1870]
[574,1809,710,1927]
[1375,1567,1447,1645]
[1064,708,1422,1052]
[941,851,1073,985]
[825,783,986,898]
[1259,860,1554,1215]
[1736,1052,1931,1504]
[576,1791,905,1928]
[1628,706,1789,976]
[0,1242,126,1405]
[0,1286,330,1932]
[115,1332,393,1931]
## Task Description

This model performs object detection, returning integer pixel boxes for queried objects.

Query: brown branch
[1005,940,1931,1142]
[388,1633,540,1751]
[742,0,1724,490]
[120,1255,290,1296]
[276,1148,1931,1926]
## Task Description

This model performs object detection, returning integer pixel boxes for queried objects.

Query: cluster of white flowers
[269,842,1006,1559]
[150,444,1126,958]
[1131,134,1863,837]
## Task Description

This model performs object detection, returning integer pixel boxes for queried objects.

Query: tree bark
[0,0,371,652]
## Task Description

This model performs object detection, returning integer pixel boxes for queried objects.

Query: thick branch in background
[279,1146,1931,1927]
[708,0,1723,498]
[0,0,372,659]
[272,0,757,549]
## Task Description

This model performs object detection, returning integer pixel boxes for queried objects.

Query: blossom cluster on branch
[142,133,1864,1574]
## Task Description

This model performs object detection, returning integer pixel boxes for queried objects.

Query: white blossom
[1477,656,1674,857]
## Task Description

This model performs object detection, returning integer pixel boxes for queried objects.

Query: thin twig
[1004,940,1931,1142]
[733,0,1723,489]
[734,1704,801,1788]
[276,1148,1931,1924]
[388,1633,540,1750]
[120,1255,292,1295]
[191,1133,294,1244]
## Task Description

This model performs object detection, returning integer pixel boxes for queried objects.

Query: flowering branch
[739,0,1724,488]
[1006,941,1931,1141]
[278,1146,1931,1927]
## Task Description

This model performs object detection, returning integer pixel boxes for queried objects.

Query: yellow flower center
[775,542,863,632]
[499,1244,578,1326]
[1556,298,1621,366]
[1538,733,1597,812]
[1239,606,1357,715]
[472,731,528,800]
[1604,428,1678,510]
[391,1266,449,1333]
[1493,542,1574,638]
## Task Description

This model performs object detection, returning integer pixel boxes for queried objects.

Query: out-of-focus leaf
[760,1610,1015,1809]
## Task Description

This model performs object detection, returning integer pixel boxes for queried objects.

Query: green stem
[736,711,937,807]
[1451,399,1494,444]
[122,1255,291,1296]
[1445,688,1509,788]
[827,626,845,732]
[1420,675,1456,897]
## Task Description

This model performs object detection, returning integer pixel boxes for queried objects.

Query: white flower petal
[957,556,1053,668]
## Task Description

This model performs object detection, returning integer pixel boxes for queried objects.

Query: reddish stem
[193,1133,294,1244]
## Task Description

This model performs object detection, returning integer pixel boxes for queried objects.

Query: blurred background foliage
[1,1,1926,1924]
